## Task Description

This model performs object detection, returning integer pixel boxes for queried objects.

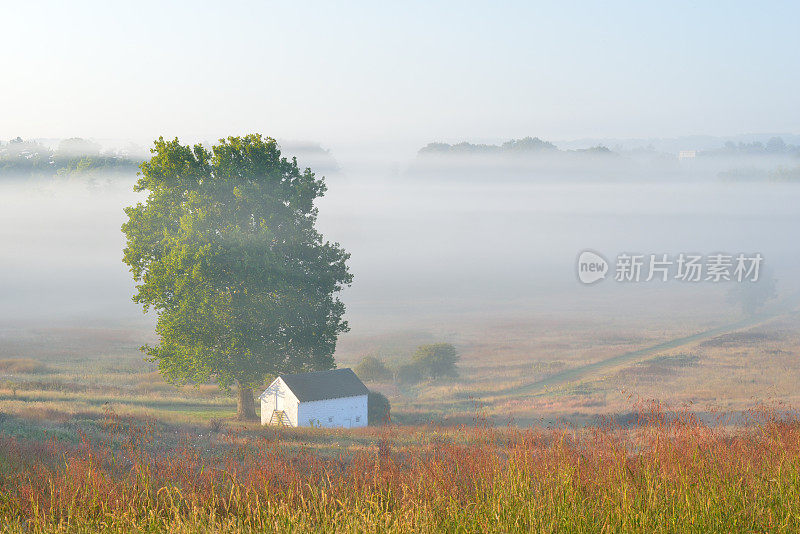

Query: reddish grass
[0,402,799,532]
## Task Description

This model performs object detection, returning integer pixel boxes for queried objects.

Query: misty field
[1,176,799,531]
[4,0,800,529]
[0,402,799,532]
[1,302,800,532]
[3,295,800,430]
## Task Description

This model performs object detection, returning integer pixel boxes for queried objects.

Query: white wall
[259,378,300,426]
[297,394,368,428]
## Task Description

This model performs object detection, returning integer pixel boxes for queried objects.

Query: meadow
[3,289,799,431]
[1,289,799,532]
[0,400,799,532]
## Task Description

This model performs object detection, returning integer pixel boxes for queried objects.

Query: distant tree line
[718,165,800,182]
[0,137,142,178]
[706,137,800,182]
[701,137,800,157]
[354,343,460,386]
[418,135,800,162]
[418,136,615,157]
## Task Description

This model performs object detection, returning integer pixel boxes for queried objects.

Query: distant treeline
[419,136,615,157]
[420,135,800,159]
[700,137,800,157]
[413,135,800,183]
[719,165,800,182]
[708,138,800,182]
[0,137,142,178]
[1,137,341,179]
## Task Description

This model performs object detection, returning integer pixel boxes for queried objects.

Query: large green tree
[122,134,352,420]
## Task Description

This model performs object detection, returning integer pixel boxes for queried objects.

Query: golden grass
[0,402,798,532]
[0,358,51,375]
[0,300,797,530]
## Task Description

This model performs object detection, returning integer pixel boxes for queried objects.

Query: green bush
[354,356,391,382]
[412,343,459,379]
[393,363,423,385]
[367,391,391,425]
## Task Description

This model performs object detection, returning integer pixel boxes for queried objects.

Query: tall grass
[0,358,51,375]
[0,402,798,532]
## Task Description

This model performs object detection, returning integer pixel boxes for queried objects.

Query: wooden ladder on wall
[269,410,291,427]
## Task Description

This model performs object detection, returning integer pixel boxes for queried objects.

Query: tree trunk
[236,383,258,421]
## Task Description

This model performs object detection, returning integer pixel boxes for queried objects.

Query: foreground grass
[0,403,798,533]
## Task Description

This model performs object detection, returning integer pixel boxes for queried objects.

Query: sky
[3,1,799,157]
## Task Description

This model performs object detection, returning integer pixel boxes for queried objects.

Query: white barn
[259,368,369,428]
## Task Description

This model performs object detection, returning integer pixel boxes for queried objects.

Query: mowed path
[505,296,800,399]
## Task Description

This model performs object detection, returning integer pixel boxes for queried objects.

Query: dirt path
[508,297,799,398]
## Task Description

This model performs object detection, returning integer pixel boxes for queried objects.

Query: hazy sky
[3,1,799,154]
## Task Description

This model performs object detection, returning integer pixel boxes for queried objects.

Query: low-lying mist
[0,141,798,357]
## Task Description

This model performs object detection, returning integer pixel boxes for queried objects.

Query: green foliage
[388,343,460,385]
[411,343,459,380]
[55,155,139,176]
[354,356,391,382]
[121,134,352,390]
[393,362,423,385]
[367,391,391,425]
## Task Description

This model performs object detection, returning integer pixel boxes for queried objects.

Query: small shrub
[368,391,391,425]
[394,363,423,385]
[355,356,391,382]
[4,380,18,397]
[412,343,459,379]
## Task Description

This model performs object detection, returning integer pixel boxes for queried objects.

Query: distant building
[259,368,369,428]
[678,150,697,160]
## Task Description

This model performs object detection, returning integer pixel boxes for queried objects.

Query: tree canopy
[354,356,391,382]
[412,343,459,380]
[122,134,352,419]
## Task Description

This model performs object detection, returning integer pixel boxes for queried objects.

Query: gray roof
[278,368,369,402]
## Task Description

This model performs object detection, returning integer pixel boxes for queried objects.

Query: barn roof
[276,368,369,402]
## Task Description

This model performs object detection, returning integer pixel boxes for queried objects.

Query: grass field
[1,290,800,531]
[0,401,799,532]
[2,292,800,430]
